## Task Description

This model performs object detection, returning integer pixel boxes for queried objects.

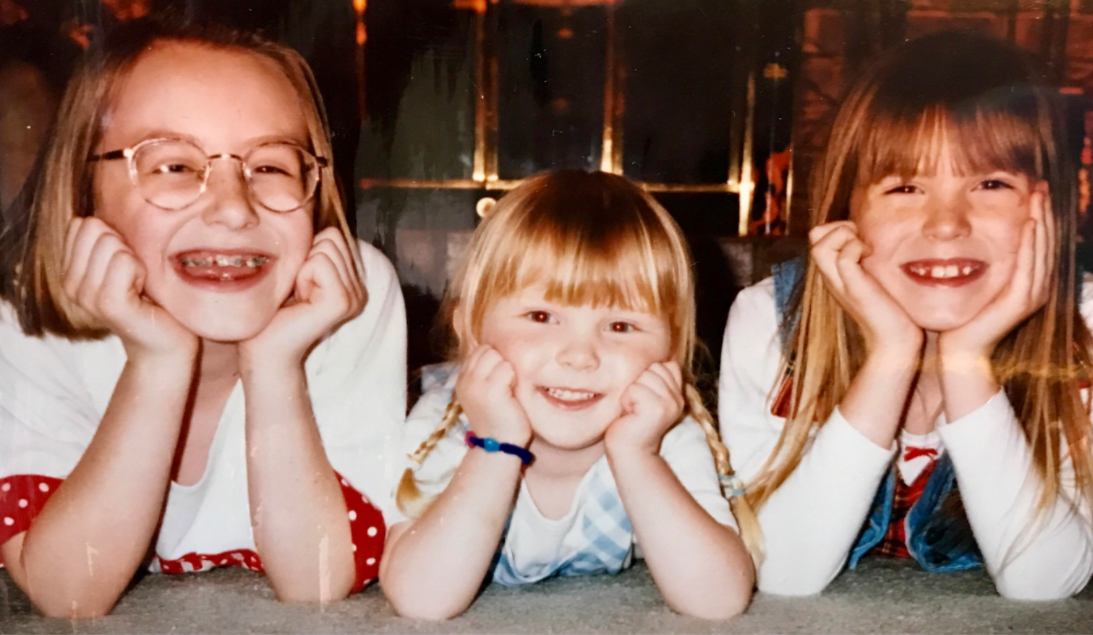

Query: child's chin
[908,309,979,335]
[173,309,275,344]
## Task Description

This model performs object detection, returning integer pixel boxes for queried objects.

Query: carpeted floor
[2,559,1091,634]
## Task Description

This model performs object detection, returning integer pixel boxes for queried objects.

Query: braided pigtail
[684,383,765,565]
[396,398,465,519]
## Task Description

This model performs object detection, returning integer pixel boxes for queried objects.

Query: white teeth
[546,387,596,402]
[909,263,978,279]
[181,255,267,268]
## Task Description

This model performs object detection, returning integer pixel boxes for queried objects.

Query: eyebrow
[114,129,312,152]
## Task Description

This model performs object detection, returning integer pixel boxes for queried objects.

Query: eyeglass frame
[87,137,330,212]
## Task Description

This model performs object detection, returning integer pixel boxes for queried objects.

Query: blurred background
[3,0,1093,373]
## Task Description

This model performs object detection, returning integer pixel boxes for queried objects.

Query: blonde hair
[0,15,356,338]
[748,32,1093,524]
[398,170,763,562]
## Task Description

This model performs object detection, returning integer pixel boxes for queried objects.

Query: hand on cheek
[455,345,533,447]
[604,361,685,456]
[239,227,366,365]
[62,217,196,359]
[809,220,923,360]
[939,190,1055,364]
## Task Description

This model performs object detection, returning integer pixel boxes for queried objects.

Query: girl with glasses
[0,15,406,616]
[719,31,1093,599]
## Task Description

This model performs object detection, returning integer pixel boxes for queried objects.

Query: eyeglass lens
[133,140,320,212]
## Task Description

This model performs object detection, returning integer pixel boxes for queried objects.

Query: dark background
[3,0,1093,377]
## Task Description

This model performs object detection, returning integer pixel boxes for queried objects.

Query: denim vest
[771,259,982,572]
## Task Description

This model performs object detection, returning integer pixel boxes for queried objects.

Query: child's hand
[62,217,196,358]
[604,362,685,456]
[455,345,532,448]
[240,227,366,365]
[939,190,1055,363]
[810,220,923,359]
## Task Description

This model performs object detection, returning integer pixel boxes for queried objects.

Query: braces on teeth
[181,255,267,268]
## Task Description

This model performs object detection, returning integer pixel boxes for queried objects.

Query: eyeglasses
[89,138,328,212]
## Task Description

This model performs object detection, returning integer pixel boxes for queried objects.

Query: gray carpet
[2,559,1091,634]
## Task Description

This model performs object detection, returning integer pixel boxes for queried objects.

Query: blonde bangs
[856,104,1044,186]
[454,171,693,365]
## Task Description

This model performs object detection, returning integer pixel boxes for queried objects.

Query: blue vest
[771,259,982,572]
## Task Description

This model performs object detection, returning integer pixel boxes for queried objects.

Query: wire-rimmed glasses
[89,138,328,212]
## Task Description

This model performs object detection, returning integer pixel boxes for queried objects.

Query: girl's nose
[922,195,972,241]
[556,334,600,371]
[200,161,260,230]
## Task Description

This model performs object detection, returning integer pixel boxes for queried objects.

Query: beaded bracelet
[465,432,534,466]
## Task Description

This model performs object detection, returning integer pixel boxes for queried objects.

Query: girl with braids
[720,31,1093,599]
[380,170,758,620]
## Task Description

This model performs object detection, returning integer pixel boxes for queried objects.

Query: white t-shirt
[0,241,406,581]
[719,274,1093,600]
[400,364,738,583]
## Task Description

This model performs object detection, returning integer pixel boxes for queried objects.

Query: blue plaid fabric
[493,458,635,586]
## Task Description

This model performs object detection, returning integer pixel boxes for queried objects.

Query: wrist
[127,342,198,371]
[604,434,660,461]
[238,345,306,377]
[465,432,534,465]
[937,335,994,367]
[863,341,922,373]
[605,441,661,474]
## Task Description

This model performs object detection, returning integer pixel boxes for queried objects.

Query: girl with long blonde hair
[720,30,1093,599]
[380,170,759,620]
[0,15,406,616]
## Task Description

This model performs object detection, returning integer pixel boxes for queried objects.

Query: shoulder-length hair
[749,31,1093,521]
[399,170,763,562]
[0,15,354,339]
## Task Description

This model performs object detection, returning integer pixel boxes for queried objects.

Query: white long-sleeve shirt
[719,275,1093,599]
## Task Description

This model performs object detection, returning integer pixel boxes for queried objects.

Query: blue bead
[483,438,501,452]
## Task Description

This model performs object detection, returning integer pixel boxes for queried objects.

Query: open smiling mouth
[538,386,605,411]
[900,259,987,287]
[173,250,273,289]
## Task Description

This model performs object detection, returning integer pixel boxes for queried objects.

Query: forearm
[608,449,753,619]
[839,347,920,448]
[754,411,894,595]
[241,360,355,603]
[8,353,194,618]
[380,451,522,620]
[939,393,1093,599]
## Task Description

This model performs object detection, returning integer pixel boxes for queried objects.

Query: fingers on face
[633,362,685,414]
[311,228,364,297]
[810,224,865,296]
[808,220,857,246]
[64,221,140,310]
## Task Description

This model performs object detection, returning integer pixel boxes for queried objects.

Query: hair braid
[396,398,464,518]
[684,383,765,565]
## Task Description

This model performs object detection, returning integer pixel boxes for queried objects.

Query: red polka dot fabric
[335,471,385,592]
[0,471,384,591]
[0,474,63,566]
[157,549,264,574]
